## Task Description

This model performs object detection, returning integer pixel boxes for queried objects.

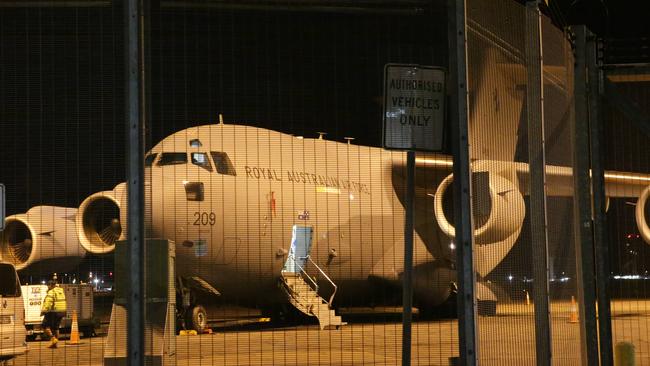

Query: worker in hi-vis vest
[40,278,67,348]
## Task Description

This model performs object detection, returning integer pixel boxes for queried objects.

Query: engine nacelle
[433,162,525,276]
[636,185,650,244]
[0,206,86,271]
[76,183,127,254]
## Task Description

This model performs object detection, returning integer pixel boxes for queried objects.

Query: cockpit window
[157,152,187,166]
[191,153,213,172]
[211,152,236,176]
[144,153,158,167]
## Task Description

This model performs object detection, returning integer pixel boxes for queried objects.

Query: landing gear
[417,292,498,318]
[176,276,220,333]
[177,285,206,332]
[417,289,458,320]
[476,281,498,316]
[185,305,208,332]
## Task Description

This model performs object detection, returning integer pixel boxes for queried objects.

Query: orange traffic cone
[568,296,579,323]
[69,310,80,345]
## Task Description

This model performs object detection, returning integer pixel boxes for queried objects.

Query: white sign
[383,64,445,152]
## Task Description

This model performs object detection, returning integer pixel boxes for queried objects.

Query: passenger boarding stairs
[280,255,346,330]
[280,225,345,329]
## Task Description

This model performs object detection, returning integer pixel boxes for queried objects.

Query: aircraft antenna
[344,137,355,145]
[317,132,327,140]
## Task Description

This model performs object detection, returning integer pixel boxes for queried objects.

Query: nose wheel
[184,305,208,332]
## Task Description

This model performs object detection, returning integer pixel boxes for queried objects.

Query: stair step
[290,285,314,291]
[287,283,315,290]
[312,307,334,315]
[290,287,315,293]
[281,272,345,330]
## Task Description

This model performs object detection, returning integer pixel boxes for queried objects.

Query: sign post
[383,64,445,366]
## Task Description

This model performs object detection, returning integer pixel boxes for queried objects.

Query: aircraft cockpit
[144,151,236,176]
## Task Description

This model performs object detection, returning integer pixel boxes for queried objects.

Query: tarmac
[7,299,650,366]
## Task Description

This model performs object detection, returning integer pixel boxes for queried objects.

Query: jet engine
[0,206,86,271]
[76,183,127,254]
[433,162,525,276]
[636,185,650,244]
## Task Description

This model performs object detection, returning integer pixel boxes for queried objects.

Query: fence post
[572,25,600,366]
[587,30,613,366]
[126,0,146,364]
[525,1,552,364]
[448,0,478,364]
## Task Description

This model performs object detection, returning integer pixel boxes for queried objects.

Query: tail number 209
[193,212,216,226]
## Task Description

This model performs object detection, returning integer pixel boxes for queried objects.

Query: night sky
[0,2,448,215]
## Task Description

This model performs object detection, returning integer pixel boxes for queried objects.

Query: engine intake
[636,185,650,244]
[434,172,525,244]
[433,164,525,276]
[0,206,85,271]
[0,219,33,267]
[76,183,127,254]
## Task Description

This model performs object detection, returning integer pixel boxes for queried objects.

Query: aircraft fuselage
[147,124,439,306]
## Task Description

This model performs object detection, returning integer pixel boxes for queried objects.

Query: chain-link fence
[2,1,649,365]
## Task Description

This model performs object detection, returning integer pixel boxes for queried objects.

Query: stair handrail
[304,255,338,307]
[284,254,319,293]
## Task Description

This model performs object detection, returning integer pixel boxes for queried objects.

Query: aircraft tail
[469,47,525,162]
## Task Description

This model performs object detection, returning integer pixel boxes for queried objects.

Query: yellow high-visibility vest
[41,286,67,313]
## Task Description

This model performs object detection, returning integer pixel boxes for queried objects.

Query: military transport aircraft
[3,41,650,330]
[2,120,650,331]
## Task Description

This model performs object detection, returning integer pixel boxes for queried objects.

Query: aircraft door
[283,225,313,273]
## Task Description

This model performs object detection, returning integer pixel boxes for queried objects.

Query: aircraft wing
[403,155,650,276]
[515,163,650,199]
[411,155,650,199]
